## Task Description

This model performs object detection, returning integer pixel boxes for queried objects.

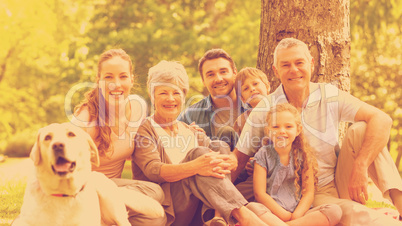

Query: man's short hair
[273,38,312,67]
[198,48,236,80]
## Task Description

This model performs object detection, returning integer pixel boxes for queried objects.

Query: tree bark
[258,0,351,143]
[258,0,351,92]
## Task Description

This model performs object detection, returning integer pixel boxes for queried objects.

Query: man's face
[272,46,314,93]
[202,58,236,98]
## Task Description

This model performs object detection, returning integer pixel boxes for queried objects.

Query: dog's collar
[51,185,85,198]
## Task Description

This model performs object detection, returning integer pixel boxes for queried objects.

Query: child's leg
[287,204,342,226]
[245,202,287,226]
[258,212,287,226]
[231,206,269,226]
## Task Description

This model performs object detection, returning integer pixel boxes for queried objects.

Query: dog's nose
[52,142,65,154]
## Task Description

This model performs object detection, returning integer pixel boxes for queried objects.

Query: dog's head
[30,123,100,195]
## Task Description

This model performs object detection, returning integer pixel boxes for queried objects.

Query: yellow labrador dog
[13,123,164,226]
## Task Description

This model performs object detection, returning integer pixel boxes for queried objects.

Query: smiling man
[178,49,249,151]
[231,38,402,225]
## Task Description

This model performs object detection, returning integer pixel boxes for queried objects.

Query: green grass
[366,199,396,210]
[121,160,132,179]
[0,158,29,225]
[0,180,26,224]
[0,158,400,225]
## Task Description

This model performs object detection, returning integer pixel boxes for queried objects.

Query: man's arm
[230,148,250,182]
[348,103,392,203]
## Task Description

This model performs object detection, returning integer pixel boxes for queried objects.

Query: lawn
[0,158,399,225]
[0,158,31,225]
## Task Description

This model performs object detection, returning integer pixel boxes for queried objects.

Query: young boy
[233,67,271,190]
[233,67,270,135]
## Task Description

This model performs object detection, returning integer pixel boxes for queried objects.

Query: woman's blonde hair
[265,103,318,195]
[74,49,133,157]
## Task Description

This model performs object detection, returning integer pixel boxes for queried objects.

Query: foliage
[0,180,26,224]
[0,0,261,154]
[4,129,36,157]
[0,0,401,165]
[350,0,402,167]
[83,0,261,99]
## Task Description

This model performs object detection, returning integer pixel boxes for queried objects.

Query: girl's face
[153,85,183,122]
[99,57,133,105]
[265,111,301,149]
[240,78,269,108]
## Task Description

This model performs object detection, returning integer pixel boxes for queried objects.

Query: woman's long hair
[74,49,133,157]
[265,103,318,196]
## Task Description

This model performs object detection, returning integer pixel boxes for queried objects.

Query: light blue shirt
[254,145,302,212]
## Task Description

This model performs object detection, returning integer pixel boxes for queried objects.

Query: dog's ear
[87,137,100,167]
[30,128,42,166]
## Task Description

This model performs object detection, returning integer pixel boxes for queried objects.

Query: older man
[231,38,402,225]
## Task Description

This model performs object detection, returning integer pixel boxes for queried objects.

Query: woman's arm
[133,122,230,183]
[253,163,292,222]
[291,161,315,220]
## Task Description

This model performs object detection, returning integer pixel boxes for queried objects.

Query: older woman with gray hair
[131,60,272,226]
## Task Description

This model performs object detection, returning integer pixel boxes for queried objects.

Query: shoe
[210,217,227,226]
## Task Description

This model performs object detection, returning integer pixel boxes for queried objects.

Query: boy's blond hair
[235,67,270,96]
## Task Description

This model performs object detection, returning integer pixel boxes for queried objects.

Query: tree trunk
[258,0,351,92]
[257,0,351,143]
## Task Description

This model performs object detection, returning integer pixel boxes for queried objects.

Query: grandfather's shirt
[236,83,364,187]
[178,95,249,138]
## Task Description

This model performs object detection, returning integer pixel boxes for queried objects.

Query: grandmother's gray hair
[273,38,312,67]
[147,60,189,103]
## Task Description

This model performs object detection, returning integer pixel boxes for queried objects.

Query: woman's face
[98,56,133,105]
[153,85,183,122]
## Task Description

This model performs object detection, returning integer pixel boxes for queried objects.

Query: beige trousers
[314,122,402,225]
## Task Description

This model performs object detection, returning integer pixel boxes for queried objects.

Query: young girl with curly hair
[253,103,342,225]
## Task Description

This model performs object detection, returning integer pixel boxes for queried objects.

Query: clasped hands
[196,151,236,179]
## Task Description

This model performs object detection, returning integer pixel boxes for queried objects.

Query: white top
[236,83,364,187]
[150,117,198,164]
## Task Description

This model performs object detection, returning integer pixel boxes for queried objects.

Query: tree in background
[257,0,351,92]
[257,0,351,142]
[84,0,261,99]
[350,0,402,169]
[0,0,261,155]
[257,0,402,169]
[0,0,400,167]
[0,0,94,154]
